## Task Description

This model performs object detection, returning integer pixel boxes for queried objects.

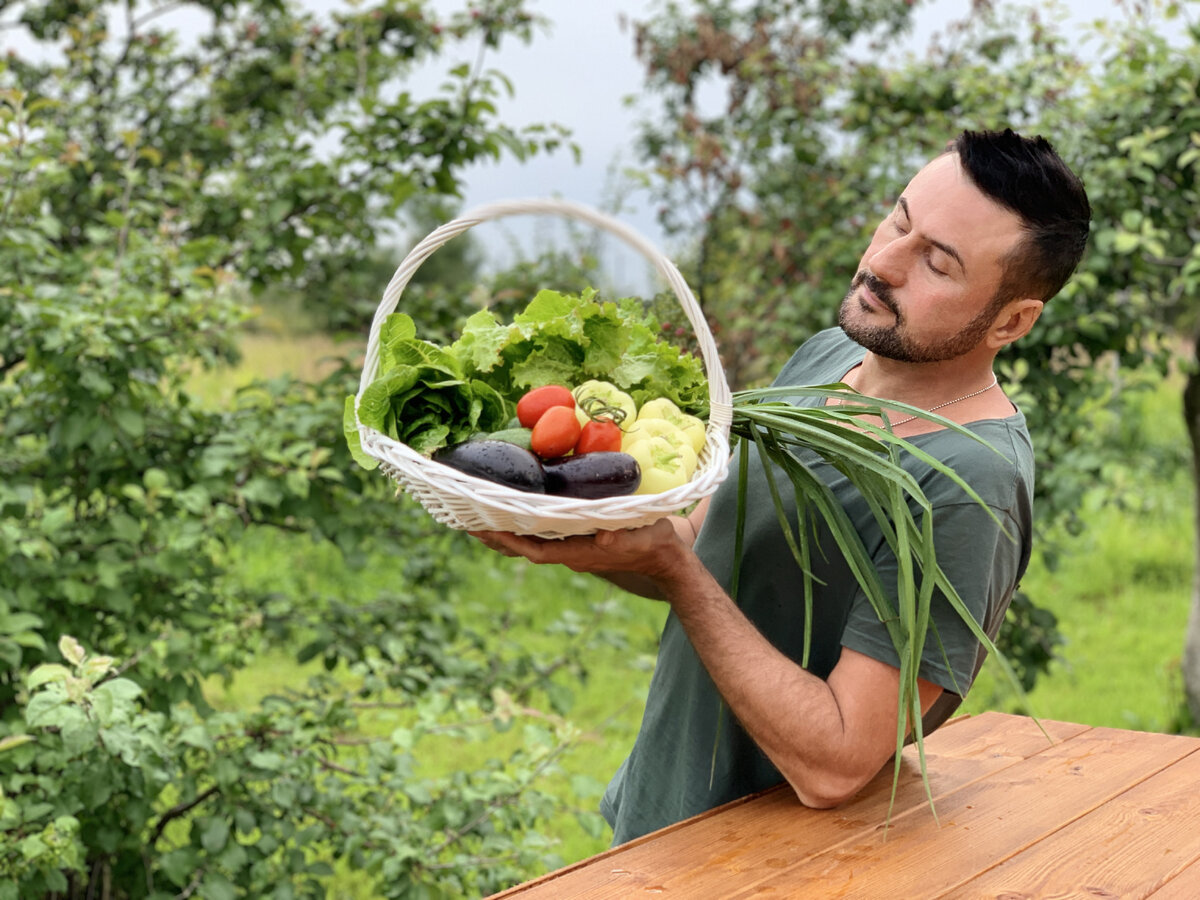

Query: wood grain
[949,744,1200,899]
[1148,857,1200,898]
[722,724,1200,899]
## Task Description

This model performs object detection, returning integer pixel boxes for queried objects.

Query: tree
[0,1,603,896]
[627,0,1194,693]
[1063,4,1200,723]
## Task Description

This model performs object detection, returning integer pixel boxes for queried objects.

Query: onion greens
[700,382,1039,820]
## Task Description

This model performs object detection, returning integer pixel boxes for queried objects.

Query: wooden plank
[1148,857,1200,899]
[488,713,1084,899]
[720,725,1200,899]
[948,745,1200,899]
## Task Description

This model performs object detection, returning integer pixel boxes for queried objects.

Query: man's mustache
[853,271,900,317]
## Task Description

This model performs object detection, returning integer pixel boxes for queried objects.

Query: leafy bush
[0,1,599,895]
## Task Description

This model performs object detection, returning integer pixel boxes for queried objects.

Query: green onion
[698,382,1039,820]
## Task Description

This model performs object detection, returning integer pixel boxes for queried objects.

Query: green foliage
[0,0,598,895]
[962,368,1193,727]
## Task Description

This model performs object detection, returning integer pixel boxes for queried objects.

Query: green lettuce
[450,288,708,411]
[346,314,511,466]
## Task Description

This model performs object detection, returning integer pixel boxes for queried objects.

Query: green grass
[961,375,1195,733]
[185,310,351,408]
[961,482,1194,731]
[404,554,665,863]
[193,317,1197,886]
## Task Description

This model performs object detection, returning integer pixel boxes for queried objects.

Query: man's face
[838,153,1027,363]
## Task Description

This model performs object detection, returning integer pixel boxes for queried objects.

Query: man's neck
[846,347,1001,415]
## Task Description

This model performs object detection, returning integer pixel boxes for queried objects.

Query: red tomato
[516,385,575,429]
[530,405,582,458]
[575,418,623,454]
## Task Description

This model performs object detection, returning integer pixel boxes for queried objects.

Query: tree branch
[101,629,172,681]
[0,101,27,233]
[0,355,26,377]
[175,869,205,900]
[150,785,220,847]
[133,1,190,31]
[316,756,361,778]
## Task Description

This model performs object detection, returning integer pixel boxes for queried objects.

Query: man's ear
[988,299,1044,349]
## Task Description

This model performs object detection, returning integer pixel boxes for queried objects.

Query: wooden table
[491,711,1200,899]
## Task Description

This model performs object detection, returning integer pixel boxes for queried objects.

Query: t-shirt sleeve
[838,499,1024,696]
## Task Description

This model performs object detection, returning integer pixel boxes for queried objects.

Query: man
[472,128,1091,844]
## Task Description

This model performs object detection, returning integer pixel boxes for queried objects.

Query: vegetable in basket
[432,441,546,494]
[346,288,710,472]
[529,405,582,459]
[575,416,623,454]
[623,436,693,495]
[516,384,575,429]
[635,397,706,455]
[542,452,642,499]
[343,312,510,469]
[572,379,637,430]
[451,289,708,414]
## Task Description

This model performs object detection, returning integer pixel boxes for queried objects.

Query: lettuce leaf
[347,317,512,468]
[449,288,706,404]
[614,309,709,411]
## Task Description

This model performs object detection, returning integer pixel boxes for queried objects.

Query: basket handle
[357,198,732,429]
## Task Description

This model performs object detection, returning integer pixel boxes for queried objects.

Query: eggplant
[432,440,546,493]
[542,452,642,499]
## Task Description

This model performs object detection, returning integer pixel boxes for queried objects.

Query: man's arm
[471,518,943,808]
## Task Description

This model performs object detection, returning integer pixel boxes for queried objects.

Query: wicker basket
[352,198,733,537]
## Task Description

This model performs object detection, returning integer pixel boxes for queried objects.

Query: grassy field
[961,370,1195,732]
[193,323,1196,884]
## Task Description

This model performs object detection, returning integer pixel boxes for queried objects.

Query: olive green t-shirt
[600,327,1034,845]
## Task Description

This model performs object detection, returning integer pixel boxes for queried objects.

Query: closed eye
[898,197,965,276]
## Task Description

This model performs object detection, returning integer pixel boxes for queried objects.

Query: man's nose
[867,234,912,285]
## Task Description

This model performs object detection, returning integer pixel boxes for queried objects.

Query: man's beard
[837,271,999,363]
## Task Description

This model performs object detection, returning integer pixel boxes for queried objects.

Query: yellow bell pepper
[625,436,693,494]
[622,417,698,478]
[635,397,707,455]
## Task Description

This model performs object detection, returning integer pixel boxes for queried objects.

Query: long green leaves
[710,382,1038,820]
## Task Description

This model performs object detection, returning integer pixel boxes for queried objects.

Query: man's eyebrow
[898,196,966,275]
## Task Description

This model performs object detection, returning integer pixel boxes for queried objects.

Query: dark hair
[951,128,1091,304]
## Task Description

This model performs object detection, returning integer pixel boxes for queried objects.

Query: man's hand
[469,517,689,585]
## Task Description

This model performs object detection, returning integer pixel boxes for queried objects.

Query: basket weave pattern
[354,198,733,537]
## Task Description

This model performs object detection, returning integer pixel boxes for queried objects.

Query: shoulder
[911,414,1034,515]
[773,327,864,387]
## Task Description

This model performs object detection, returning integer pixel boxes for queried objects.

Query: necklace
[888,374,1000,427]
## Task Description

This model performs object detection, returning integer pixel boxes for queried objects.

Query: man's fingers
[469,530,554,560]
[594,529,617,548]
[468,530,518,556]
